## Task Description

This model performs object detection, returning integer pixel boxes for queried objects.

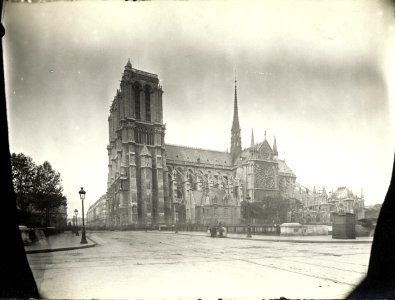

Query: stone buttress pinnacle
[273,136,278,156]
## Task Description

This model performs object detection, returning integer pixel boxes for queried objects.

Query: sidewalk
[152,230,374,243]
[24,231,96,254]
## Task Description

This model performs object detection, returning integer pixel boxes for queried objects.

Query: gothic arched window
[145,86,151,122]
[134,83,141,120]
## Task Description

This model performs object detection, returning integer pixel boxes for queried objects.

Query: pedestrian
[218,226,223,237]
[210,226,216,237]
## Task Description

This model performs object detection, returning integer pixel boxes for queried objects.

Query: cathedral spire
[231,76,240,131]
[251,128,255,147]
[125,58,132,69]
[230,75,242,163]
[273,135,278,158]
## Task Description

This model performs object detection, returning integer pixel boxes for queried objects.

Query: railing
[170,224,280,235]
[86,223,281,235]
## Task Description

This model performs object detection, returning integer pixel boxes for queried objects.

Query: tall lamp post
[74,209,79,236]
[246,195,252,238]
[79,187,88,244]
[72,216,76,233]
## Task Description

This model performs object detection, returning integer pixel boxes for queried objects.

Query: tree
[11,152,67,227]
[241,201,264,222]
[32,161,67,227]
[364,204,382,219]
[259,197,290,224]
[241,197,291,224]
[10,153,37,224]
[11,153,35,209]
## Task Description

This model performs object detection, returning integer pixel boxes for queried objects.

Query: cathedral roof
[331,186,355,200]
[277,159,296,177]
[238,139,273,162]
[132,68,158,79]
[255,139,273,152]
[165,144,232,166]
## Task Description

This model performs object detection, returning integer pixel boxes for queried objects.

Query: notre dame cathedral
[106,60,298,227]
[105,60,364,227]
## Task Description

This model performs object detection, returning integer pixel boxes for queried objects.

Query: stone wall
[280,223,329,236]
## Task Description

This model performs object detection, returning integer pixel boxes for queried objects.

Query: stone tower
[106,60,169,227]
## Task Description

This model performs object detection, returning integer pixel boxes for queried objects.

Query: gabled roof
[238,139,274,162]
[255,139,273,153]
[277,159,296,177]
[165,144,232,166]
[331,186,355,200]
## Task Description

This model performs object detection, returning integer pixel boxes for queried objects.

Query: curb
[25,237,97,254]
[224,236,373,244]
[147,231,373,244]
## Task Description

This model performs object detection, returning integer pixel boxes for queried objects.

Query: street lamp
[79,187,88,244]
[246,195,252,238]
[74,209,79,236]
[72,216,76,233]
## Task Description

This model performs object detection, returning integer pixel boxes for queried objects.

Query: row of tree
[241,197,292,224]
[11,152,67,228]
[364,204,382,219]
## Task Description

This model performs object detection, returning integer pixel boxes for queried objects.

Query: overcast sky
[3,0,395,218]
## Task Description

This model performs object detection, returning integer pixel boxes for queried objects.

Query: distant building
[105,61,365,227]
[328,186,365,220]
[87,194,107,228]
[285,185,365,224]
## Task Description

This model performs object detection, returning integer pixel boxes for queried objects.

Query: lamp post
[246,195,252,238]
[74,209,79,236]
[79,187,88,244]
[72,216,76,233]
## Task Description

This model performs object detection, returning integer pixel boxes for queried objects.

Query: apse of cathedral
[104,61,364,227]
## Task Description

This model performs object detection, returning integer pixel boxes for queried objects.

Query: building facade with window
[87,194,107,228]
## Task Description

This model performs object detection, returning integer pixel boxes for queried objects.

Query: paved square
[27,231,372,299]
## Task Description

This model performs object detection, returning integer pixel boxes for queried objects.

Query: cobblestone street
[27,231,372,299]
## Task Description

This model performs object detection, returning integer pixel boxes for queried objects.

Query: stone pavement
[28,231,372,299]
[24,231,96,254]
[24,229,372,255]
[154,229,374,243]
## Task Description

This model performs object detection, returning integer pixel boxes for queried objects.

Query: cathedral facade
[105,61,363,227]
